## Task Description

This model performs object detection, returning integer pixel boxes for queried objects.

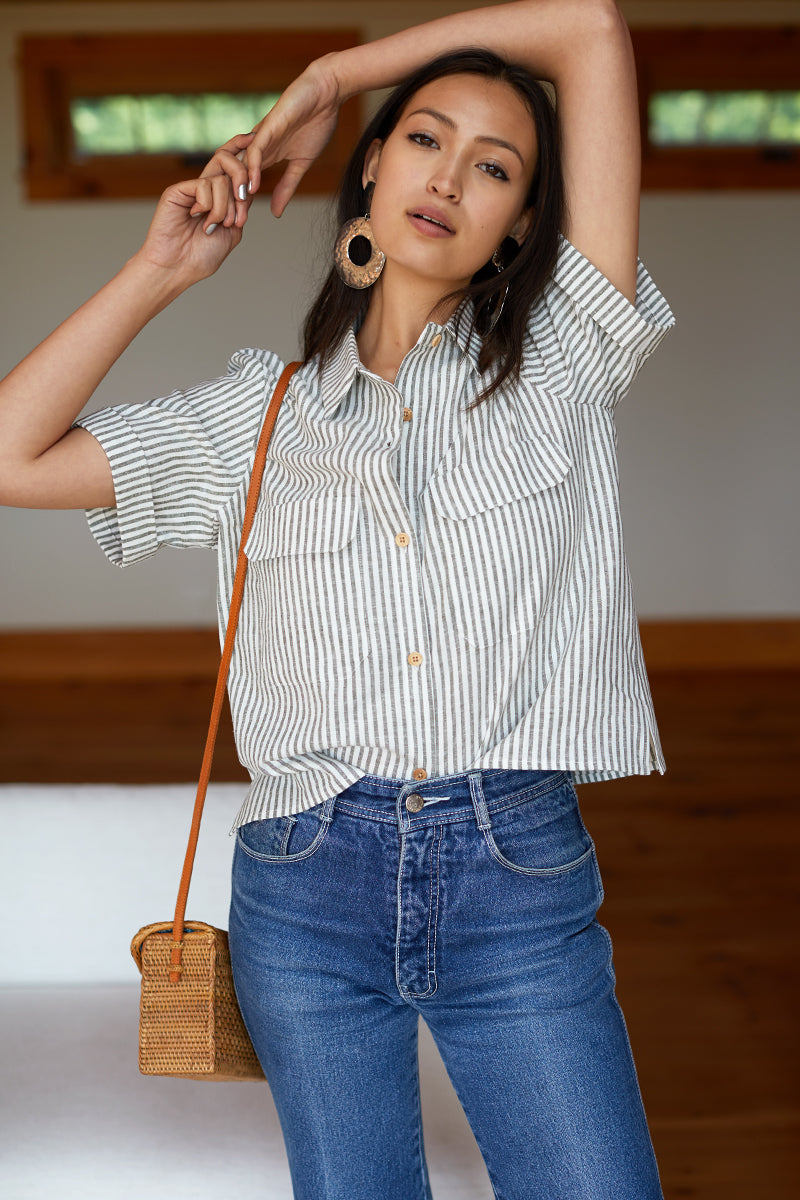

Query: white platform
[0,786,492,1197]
[0,986,492,1200]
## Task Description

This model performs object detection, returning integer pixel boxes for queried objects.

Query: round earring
[334,214,386,290]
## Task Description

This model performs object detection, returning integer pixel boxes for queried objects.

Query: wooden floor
[1,667,798,1197]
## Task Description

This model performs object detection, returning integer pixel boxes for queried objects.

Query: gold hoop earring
[334,215,386,290]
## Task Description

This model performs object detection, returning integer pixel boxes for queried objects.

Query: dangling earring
[334,187,385,290]
[485,247,509,335]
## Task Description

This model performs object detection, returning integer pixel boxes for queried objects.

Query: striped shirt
[77,235,675,828]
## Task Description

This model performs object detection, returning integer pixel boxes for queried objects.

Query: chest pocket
[242,481,368,673]
[244,484,361,561]
[423,435,574,648]
[424,434,571,519]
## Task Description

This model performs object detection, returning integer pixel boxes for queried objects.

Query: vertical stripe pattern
[76,235,675,827]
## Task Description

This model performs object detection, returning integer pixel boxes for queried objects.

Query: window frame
[18,30,362,201]
[631,27,800,190]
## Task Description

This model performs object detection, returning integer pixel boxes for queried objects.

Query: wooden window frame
[19,31,362,201]
[631,27,800,190]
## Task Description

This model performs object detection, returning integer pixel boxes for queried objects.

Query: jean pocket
[236,804,330,863]
[482,780,594,876]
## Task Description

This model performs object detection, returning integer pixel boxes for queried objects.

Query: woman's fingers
[270,159,312,218]
[185,174,238,233]
[198,132,255,226]
[243,120,274,199]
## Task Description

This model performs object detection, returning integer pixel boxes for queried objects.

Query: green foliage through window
[650,91,800,146]
[70,93,281,156]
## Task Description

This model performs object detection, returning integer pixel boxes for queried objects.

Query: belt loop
[321,792,337,823]
[468,770,491,831]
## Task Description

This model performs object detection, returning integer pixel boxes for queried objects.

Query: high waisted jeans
[229,768,664,1200]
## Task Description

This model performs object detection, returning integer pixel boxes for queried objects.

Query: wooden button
[403,407,413,422]
[430,333,442,347]
[407,651,423,667]
[412,768,427,781]
[395,532,410,547]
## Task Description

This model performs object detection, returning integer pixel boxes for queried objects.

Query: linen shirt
[77,235,675,828]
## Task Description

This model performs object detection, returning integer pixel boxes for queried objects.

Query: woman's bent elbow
[0,437,116,510]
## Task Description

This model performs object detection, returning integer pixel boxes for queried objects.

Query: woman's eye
[409,132,438,148]
[479,162,509,181]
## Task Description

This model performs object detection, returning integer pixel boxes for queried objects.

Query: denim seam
[483,835,595,877]
[485,771,571,815]
[236,820,330,863]
[408,824,442,1000]
[332,800,397,823]
[357,767,509,788]
[279,815,297,856]
[395,829,407,999]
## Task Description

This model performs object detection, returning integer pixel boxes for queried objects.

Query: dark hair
[303,49,565,405]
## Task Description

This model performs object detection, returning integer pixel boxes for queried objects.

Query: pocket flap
[425,436,571,520]
[244,482,361,560]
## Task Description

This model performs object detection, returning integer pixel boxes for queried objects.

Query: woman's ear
[362,139,383,190]
[510,208,535,246]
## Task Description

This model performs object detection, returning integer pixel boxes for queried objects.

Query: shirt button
[412,768,427,781]
[430,333,442,348]
[403,407,413,422]
[395,532,410,547]
[407,651,423,666]
[405,793,425,812]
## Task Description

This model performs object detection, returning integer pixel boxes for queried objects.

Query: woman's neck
[356,267,462,384]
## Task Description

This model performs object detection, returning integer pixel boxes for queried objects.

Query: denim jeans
[229,768,664,1200]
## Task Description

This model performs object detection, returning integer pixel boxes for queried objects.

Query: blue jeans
[229,768,664,1200]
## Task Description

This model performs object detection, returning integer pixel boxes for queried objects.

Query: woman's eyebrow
[405,106,525,167]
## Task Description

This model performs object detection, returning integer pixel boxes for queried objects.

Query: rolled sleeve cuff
[553,235,676,357]
[75,407,159,567]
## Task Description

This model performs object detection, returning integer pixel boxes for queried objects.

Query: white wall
[1,1,799,627]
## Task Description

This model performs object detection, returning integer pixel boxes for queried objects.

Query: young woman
[0,2,674,1196]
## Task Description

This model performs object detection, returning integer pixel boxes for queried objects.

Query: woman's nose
[428,161,461,201]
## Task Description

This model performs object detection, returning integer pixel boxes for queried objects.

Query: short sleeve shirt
[76,235,675,828]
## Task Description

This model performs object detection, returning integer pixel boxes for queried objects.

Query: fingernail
[205,223,218,235]
[247,179,255,194]
[190,211,203,218]
[238,184,247,201]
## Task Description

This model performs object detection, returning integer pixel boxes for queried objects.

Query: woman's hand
[135,133,256,283]
[242,57,343,216]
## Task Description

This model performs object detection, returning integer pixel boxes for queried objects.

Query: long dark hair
[303,49,565,405]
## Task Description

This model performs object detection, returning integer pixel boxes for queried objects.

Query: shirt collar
[308,299,484,421]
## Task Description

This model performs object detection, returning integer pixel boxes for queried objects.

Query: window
[19,31,361,200]
[631,28,800,189]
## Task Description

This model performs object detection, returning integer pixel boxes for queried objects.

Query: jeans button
[405,793,424,813]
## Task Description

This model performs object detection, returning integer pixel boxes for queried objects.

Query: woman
[0,2,674,1196]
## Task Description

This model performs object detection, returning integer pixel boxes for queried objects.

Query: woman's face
[363,73,538,291]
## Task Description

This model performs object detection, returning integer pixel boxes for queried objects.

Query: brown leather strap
[169,360,301,983]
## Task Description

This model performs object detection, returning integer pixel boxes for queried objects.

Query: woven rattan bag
[130,362,300,1082]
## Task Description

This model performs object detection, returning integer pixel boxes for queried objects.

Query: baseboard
[0,620,798,682]
[638,619,800,671]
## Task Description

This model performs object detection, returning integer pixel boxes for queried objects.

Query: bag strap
[168,360,301,983]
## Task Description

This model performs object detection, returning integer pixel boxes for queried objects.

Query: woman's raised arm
[245,0,640,300]
[0,141,254,510]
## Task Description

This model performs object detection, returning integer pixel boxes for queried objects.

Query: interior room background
[1,0,798,631]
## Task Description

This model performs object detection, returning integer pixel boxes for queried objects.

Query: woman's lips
[407,208,455,238]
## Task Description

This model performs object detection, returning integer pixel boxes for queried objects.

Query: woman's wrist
[123,251,195,313]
